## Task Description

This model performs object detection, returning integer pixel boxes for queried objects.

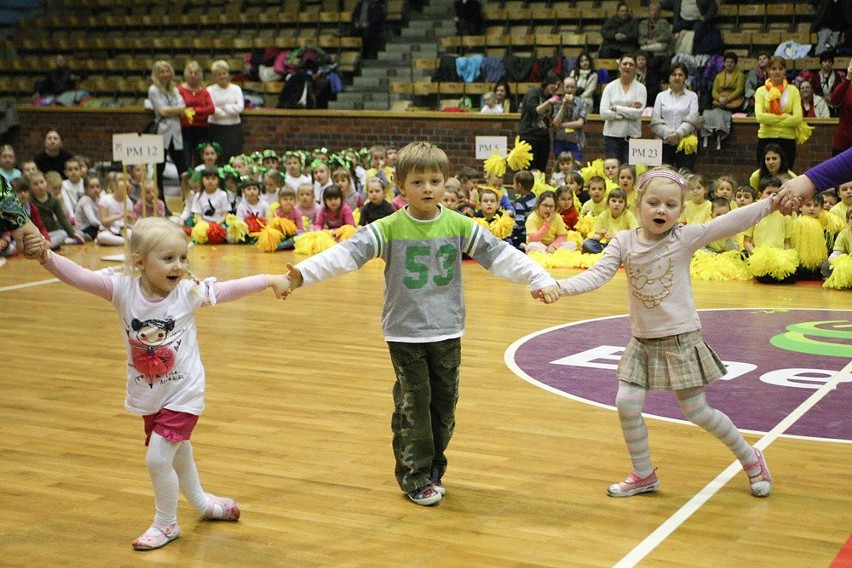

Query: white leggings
[145,433,209,526]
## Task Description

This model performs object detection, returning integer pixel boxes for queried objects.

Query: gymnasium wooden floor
[1,240,850,567]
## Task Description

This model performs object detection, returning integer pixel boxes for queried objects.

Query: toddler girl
[556,185,579,231]
[681,174,712,224]
[296,183,320,228]
[550,151,576,187]
[261,169,281,205]
[133,179,167,219]
[360,177,395,225]
[235,177,269,221]
[191,167,230,225]
[332,167,364,212]
[283,152,311,192]
[194,142,221,171]
[617,164,638,209]
[712,175,737,206]
[311,161,332,204]
[313,185,355,231]
[98,172,135,246]
[582,187,638,253]
[23,217,290,550]
[74,176,102,240]
[525,191,570,253]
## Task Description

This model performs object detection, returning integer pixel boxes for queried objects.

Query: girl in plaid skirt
[550,166,776,498]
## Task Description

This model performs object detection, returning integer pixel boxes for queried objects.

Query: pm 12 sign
[628,138,662,166]
[112,133,165,165]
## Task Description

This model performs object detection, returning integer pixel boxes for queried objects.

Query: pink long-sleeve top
[314,203,355,230]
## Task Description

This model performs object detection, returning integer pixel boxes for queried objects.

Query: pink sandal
[204,494,241,521]
[744,447,772,497]
[132,523,180,551]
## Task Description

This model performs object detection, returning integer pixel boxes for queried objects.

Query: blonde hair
[637,165,687,204]
[126,218,190,275]
[211,59,230,75]
[44,170,63,187]
[151,60,177,92]
[395,141,450,186]
[183,60,203,80]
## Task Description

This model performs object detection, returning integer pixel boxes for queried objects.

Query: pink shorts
[143,409,199,446]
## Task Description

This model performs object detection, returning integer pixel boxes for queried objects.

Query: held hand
[286,263,303,290]
[267,273,292,299]
[21,230,48,262]
[664,132,680,145]
[532,284,561,304]
[777,174,816,215]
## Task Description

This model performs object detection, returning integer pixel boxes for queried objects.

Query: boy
[510,170,536,249]
[45,170,75,226]
[29,170,84,249]
[603,157,620,185]
[822,208,852,279]
[283,152,311,193]
[581,176,608,217]
[821,188,839,211]
[829,181,852,220]
[735,185,757,209]
[62,158,85,202]
[284,142,559,506]
[743,177,791,253]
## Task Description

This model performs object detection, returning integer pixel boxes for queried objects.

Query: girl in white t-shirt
[97,172,136,246]
[23,217,290,551]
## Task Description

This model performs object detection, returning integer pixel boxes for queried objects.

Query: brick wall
[9,107,839,184]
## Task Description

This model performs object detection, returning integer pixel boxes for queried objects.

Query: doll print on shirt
[127,316,182,387]
[626,247,674,308]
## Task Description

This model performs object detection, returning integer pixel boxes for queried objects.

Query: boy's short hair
[513,170,535,191]
[735,185,758,199]
[758,176,781,192]
[64,158,79,169]
[12,177,30,192]
[588,175,606,188]
[711,197,731,210]
[395,141,451,186]
[556,151,574,164]
[811,192,825,208]
[477,186,500,201]
[455,166,480,182]
[44,171,63,186]
[444,176,461,191]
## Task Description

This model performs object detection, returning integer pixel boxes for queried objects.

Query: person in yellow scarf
[754,56,804,171]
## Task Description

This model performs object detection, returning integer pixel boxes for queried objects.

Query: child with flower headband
[260,149,280,171]
[261,168,282,206]
[194,142,222,171]
[229,154,255,179]
[22,217,290,551]
[549,166,778,499]
[191,166,229,225]
[283,151,311,193]
[311,160,333,204]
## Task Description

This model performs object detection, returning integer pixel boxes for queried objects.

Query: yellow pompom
[791,215,828,270]
[483,151,507,178]
[492,213,515,240]
[191,219,210,244]
[821,210,845,241]
[579,158,605,184]
[677,134,698,155]
[824,255,852,289]
[294,230,337,256]
[333,224,357,241]
[255,226,284,252]
[747,247,799,280]
[302,216,313,231]
[225,214,250,244]
[795,122,813,145]
[574,214,596,237]
[266,202,281,221]
[565,229,583,250]
[352,206,361,226]
[527,249,602,269]
[690,250,750,281]
[532,171,556,197]
[268,216,298,237]
[507,136,533,171]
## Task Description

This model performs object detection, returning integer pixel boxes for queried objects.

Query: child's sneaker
[407,484,442,506]
[745,447,772,497]
[203,493,241,520]
[430,467,445,496]
[132,522,180,551]
[607,468,660,497]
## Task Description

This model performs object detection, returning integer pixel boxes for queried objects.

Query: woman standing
[518,72,562,173]
[650,63,699,171]
[148,60,189,215]
[754,56,802,170]
[599,54,647,165]
[206,60,244,164]
[177,61,215,169]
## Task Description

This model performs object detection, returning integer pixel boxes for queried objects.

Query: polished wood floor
[1,241,849,567]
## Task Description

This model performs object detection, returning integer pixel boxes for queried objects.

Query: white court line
[0,278,59,292]
[614,356,852,568]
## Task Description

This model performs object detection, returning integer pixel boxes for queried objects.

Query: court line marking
[0,278,59,292]
[613,356,852,568]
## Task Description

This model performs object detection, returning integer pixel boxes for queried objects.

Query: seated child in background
[74,176,102,240]
[743,177,790,254]
[480,91,503,114]
[580,175,608,217]
[45,171,75,226]
[603,157,620,185]
[261,149,280,171]
[261,168,281,206]
[62,157,85,205]
[311,161,333,205]
[333,167,364,212]
[703,198,739,253]
[821,189,839,211]
[566,171,588,205]
[97,172,135,246]
[392,188,408,210]
[296,182,320,228]
[236,177,269,222]
[365,144,392,197]
[478,181,514,214]
[792,192,832,278]
[822,208,852,279]
[556,185,579,230]
[735,184,757,209]
[483,171,515,215]
[314,185,355,231]
[681,173,712,224]
[443,187,474,217]
[0,144,22,184]
[830,181,852,220]
[360,177,395,225]
[582,187,638,254]
[510,170,537,249]
[191,167,230,226]
[550,151,577,188]
[526,190,572,253]
[195,142,221,171]
[2,179,50,256]
[230,154,254,179]
[283,152,311,193]
[29,170,84,249]
[133,179,166,219]
[456,166,482,204]
[127,164,145,202]
[712,175,737,208]
[222,168,240,212]
[271,186,305,230]
[176,172,201,227]
[474,187,511,241]
[617,164,638,209]
[20,160,38,181]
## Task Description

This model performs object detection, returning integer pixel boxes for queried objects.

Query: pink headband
[638,169,685,190]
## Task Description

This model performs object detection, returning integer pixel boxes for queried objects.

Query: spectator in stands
[651,63,699,171]
[799,80,831,119]
[809,0,852,56]
[754,57,802,170]
[670,0,717,34]
[148,60,189,216]
[797,52,846,117]
[634,51,661,107]
[207,60,244,164]
[744,52,770,115]
[454,0,483,36]
[599,3,639,59]
[638,2,672,98]
[567,52,598,112]
[701,51,744,150]
[178,61,215,169]
[600,54,647,165]
[33,54,80,100]
[351,0,386,60]
[33,130,73,178]
[519,71,562,172]
[493,81,515,113]
[829,58,852,155]
[551,76,587,164]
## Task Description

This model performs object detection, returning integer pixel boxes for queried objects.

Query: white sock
[145,433,180,527]
[615,382,653,477]
[676,387,757,469]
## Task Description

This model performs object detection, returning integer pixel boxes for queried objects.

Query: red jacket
[177,85,215,128]
[829,78,852,153]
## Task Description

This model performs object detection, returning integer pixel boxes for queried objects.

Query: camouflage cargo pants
[387,339,461,492]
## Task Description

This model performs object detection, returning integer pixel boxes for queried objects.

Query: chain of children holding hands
[4,142,852,552]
